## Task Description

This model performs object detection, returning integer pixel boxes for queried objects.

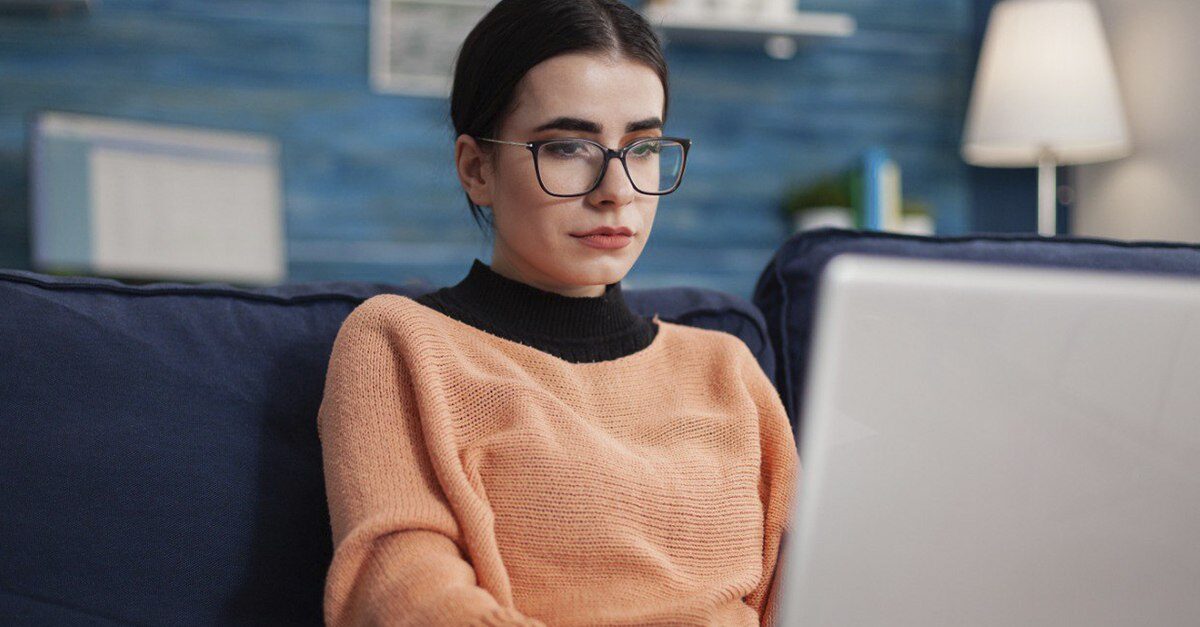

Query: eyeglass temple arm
[476,137,531,147]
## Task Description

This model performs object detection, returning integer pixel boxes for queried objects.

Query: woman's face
[455,52,667,298]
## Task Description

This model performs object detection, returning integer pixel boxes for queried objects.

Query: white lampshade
[962,0,1132,167]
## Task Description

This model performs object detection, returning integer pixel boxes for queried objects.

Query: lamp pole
[1037,147,1057,236]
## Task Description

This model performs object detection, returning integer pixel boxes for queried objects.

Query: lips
[572,226,634,237]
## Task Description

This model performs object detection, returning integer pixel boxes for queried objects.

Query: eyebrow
[532,116,663,134]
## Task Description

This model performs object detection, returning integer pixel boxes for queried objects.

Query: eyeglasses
[474,136,692,197]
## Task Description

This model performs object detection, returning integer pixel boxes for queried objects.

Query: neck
[488,257,608,298]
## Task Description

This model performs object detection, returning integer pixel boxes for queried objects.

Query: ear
[455,134,494,207]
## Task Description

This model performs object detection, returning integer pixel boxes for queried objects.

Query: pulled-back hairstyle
[449,0,670,235]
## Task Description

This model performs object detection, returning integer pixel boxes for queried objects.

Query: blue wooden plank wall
[0,0,974,300]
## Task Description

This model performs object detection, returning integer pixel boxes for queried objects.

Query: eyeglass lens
[536,139,685,195]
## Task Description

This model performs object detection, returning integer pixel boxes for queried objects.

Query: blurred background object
[30,111,285,285]
[962,0,1131,237]
[642,0,856,59]
[781,146,932,235]
[369,0,493,97]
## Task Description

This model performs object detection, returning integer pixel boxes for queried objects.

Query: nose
[587,153,636,208]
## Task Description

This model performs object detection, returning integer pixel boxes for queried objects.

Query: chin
[592,262,634,285]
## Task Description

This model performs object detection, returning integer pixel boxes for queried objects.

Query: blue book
[859,146,902,231]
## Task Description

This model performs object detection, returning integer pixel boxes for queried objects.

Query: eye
[545,140,588,158]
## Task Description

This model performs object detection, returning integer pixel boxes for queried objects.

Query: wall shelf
[643,6,856,52]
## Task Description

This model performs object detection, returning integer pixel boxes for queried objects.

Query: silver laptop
[776,254,1200,627]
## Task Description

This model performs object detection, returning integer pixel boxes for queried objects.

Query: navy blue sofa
[0,267,774,626]
[4,227,1200,625]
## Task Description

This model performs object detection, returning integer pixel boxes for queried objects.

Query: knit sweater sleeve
[738,347,802,627]
[317,299,546,627]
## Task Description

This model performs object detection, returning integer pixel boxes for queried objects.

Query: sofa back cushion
[752,228,1200,442]
[0,268,773,626]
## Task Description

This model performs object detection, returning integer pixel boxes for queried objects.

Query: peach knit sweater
[317,294,800,626]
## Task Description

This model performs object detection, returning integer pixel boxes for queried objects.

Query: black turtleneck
[411,258,659,364]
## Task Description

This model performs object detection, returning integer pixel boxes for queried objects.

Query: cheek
[494,160,570,237]
[638,200,658,233]
[494,201,568,251]
[494,153,542,200]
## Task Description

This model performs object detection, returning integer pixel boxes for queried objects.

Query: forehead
[506,53,665,131]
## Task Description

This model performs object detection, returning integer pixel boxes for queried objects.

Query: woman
[317,1,800,625]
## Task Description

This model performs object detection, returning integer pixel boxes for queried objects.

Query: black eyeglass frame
[474,135,693,197]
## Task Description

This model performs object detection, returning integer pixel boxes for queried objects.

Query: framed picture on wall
[369,0,498,98]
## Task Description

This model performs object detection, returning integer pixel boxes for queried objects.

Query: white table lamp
[962,0,1132,236]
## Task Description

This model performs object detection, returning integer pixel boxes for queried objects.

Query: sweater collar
[442,258,647,341]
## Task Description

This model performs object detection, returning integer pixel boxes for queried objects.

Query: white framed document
[369,0,498,98]
[29,111,285,285]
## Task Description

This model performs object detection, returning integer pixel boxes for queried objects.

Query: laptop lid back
[777,254,1200,627]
